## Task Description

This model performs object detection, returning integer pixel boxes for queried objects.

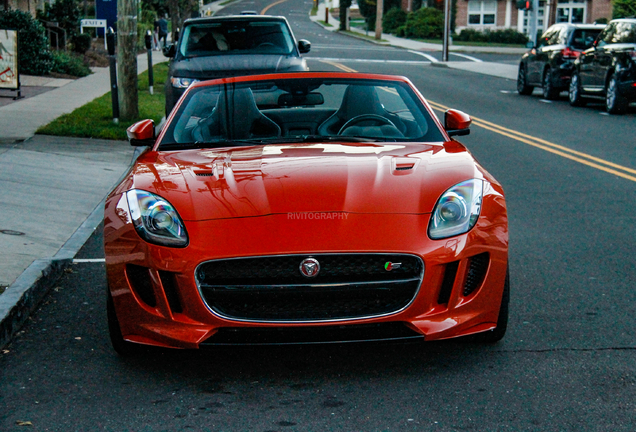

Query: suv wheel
[542,68,559,100]
[606,74,628,114]
[568,71,586,107]
[517,64,534,95]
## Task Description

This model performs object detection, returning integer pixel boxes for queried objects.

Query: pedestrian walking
[155,14,169,49]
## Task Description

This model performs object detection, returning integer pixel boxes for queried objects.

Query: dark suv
[517,23,605,100]
[164,15,310,114]
[569,18,636,113]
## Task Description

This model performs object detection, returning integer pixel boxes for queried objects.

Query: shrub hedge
[51,50,92,77]
[455,28,528,44]
[0,9,54,75]
[383,8,407,34]
[398,7,444,40]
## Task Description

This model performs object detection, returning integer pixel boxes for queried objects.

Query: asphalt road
[2,0,636,430]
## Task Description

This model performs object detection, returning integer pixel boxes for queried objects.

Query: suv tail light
[562,47,581,59]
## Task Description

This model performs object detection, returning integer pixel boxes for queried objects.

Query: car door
[585,23,616,90]
[529,26,559,84]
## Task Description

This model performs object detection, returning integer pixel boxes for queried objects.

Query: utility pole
[375,0,384,41]
[117,0,139,120]
[442,0,451,61]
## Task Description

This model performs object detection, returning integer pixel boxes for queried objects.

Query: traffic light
[516,0,532,10]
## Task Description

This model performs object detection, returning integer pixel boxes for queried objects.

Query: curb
[0,258,71,349]
[0,145,144,350]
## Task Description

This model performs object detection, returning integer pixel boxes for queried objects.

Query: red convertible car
[105,72,509,355]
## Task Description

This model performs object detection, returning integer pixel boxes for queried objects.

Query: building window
[468,0,497,26]
[556,0,586,24]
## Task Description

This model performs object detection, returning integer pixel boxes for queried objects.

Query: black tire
[463,268,510,343]
[517,64,534,96]
[568,71,587,107]
[542,68,559,100]
[107,290,147,356]
[605,74,628,114]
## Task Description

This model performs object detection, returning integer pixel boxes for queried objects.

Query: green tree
[612,0,636,18]
[38,0,82,39]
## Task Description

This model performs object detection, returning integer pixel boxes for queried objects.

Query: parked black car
[517,23,605,100]
[163,15,311,115]
[569,18,636,114]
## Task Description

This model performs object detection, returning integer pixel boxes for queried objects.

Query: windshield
[159,77,445,150]
[179,21,295,58]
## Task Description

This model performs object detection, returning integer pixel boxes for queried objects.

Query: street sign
[80,19,108,49]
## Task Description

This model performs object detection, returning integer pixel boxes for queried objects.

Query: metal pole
[106,28,119,124]
[109,56,120,124]
[442,0,451,62]
[528,0,539,46]
[145,31,154,95]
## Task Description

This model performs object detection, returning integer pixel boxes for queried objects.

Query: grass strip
[37,62,168,141]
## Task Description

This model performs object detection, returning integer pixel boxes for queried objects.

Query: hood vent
[392,157,419,174]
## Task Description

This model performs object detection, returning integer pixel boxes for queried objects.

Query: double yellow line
[320,60,636,183]
[428,100,636,183]
[260,0,289,15]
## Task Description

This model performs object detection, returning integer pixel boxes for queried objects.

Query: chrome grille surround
[195,253,425,323]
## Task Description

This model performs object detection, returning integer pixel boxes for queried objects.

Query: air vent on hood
[392,157,419,174]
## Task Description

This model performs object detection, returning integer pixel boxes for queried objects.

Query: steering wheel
[257,42,276,49]
[338,114,398,135]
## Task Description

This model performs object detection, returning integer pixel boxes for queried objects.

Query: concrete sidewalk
[309,2,522,81]
[0,50,165,348]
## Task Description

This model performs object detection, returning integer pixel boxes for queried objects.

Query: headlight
[428,179,483,239]
[171,77,199,89]
[126,190,188,247]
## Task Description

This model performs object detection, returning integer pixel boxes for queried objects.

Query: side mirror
[127,119,156,147]
[298,39,311,54]
[444,109,471,137]
[163,44,176,58]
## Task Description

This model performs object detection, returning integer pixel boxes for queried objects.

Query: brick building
[453,0,613,35]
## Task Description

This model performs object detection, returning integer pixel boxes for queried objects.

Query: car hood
[127,142,483,221]
[169,54,305,79]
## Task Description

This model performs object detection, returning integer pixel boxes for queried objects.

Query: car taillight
[562,47,580,59]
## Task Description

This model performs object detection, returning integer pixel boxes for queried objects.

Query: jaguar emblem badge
[299,258,320,277]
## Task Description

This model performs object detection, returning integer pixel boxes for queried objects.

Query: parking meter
[106,27,116,56]
[144,30,152,50]
[145,30,154,95]
[106,27,119,123]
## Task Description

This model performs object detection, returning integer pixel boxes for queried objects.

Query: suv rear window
[570,29,603,49]
[179,21,295,58]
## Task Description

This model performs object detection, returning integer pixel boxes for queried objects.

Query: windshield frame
[157,75,446,151]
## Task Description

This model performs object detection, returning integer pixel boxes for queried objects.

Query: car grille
[196,254,424,322]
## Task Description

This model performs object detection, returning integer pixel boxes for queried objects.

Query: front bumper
[104,186,508,349]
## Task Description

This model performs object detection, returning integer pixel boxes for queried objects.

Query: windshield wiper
[301,135,389,142]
